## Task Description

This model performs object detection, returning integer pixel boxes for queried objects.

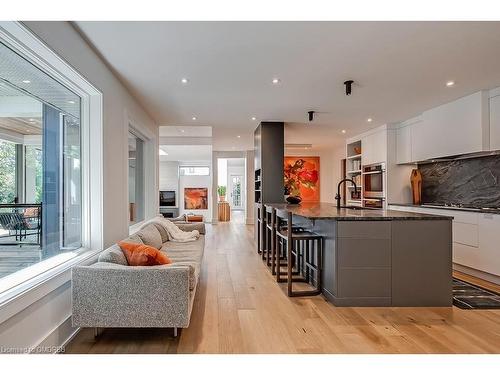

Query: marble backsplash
[419,155,500,207]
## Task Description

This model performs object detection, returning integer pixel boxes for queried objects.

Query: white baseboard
[453,263,500,285]
[33,315,79,354]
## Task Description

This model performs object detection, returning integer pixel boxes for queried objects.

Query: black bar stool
[274,209,323,297]
[263,205,274,267]
[256,204,265,255]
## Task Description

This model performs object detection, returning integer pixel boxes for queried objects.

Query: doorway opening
[217,158,246,223]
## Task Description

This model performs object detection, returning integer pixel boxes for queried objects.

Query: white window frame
[179,165,211,176]
[126,112,158,234]
[0,21,103,313]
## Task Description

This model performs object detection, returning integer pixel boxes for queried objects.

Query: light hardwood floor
[65,221,500,354]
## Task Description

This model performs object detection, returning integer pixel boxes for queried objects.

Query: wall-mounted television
[159,190,176,207]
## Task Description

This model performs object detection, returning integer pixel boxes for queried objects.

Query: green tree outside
[0,140,16,204]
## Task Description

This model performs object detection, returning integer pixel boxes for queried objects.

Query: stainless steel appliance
[362,163,386,208]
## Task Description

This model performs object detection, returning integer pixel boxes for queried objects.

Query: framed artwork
[284,156,320,202]
[184,187,208,209]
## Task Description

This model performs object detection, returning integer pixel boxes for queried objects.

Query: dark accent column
[42,104,61,257]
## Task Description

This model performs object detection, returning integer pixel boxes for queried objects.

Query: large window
[0,40,82,278]
[179,166,210,176]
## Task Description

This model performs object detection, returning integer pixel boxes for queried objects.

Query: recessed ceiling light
[67,100,75,104]
[341,129,346,134]
[29,118,35,122]
[180,129,185,133]
[237,135,241,138]
[181,78,188,84]
[192,116,197,121]
[446,80,455,87]
[22,80,31,84]
[251,117,257,121]
[272,78,280,85]
[367,118,373,122]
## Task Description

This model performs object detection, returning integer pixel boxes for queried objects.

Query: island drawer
[338,268,391,298]
[338,238,391,267]
[337,221,391,239]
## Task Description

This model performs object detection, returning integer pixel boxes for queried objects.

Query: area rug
[452,278,500,309]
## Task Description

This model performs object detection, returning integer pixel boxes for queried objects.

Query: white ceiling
[159,144,212,162]
[76,21,500,150]
[159,125,212,137]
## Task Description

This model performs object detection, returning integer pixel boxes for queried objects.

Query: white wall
[0,21,159,352]
[245,150,255,224]
[179,162,213,222]
[285,146,345,203]
[159,161,180,207]
[217,158,228,186]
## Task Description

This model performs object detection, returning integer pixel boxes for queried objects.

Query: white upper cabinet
[396,125,411,164]
[395,116,420,164]
[362,129,387,166]
[490,94,500,151]
[418,91,488,160]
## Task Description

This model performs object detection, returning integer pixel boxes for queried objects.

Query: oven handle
[362,198,386,201]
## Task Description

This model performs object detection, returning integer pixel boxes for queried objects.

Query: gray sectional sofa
[72,219,205,335]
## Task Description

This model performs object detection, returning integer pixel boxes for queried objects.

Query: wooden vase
[410,169,423,205]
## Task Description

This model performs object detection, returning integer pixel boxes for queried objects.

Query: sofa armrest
[72,262,191,328]
[175,222,205,234]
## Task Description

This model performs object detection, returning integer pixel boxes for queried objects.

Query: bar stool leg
[305,239,310,283]
[271,210,276,275]
[286,213,293,296]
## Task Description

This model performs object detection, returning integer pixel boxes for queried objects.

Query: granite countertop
[264,202,453,221]
[390,202,500,215]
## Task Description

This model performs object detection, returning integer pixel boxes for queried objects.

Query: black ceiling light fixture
[344,80,354,96]
[308,110,315,122]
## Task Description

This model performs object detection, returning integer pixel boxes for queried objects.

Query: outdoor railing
[0,203,42,246]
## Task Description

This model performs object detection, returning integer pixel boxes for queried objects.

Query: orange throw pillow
[118,241,172,266]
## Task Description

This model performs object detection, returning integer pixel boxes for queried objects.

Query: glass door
[229,175,243,209]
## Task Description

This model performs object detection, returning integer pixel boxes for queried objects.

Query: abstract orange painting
[284,157,320,202]
[184,188,208,209]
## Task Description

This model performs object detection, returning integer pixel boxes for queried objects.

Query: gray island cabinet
[267,202,453,307]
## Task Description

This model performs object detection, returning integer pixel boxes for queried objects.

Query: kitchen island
[264,202,453,307]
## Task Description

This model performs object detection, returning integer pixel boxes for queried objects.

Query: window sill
[0,248,101,324]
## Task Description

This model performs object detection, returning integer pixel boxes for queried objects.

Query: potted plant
[217,185,227,202]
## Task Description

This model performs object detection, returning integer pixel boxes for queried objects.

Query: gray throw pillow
[98,244,128,266]
[151,222,169,243]
[137,224,163,249]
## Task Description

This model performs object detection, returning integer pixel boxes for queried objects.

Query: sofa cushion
[161,236,204,291]
[161,237,204,263]
[98,243,129,265]
[118,241,172,266]
[137,224,163,249]
[141,219,169,243]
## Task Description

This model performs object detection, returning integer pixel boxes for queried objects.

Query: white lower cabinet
[477,214,500,276]
[388,205,499,277]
